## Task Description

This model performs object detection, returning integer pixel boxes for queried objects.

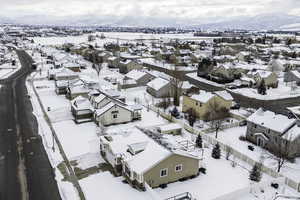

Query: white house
[94,102,141,126]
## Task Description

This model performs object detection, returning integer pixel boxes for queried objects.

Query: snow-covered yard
[78,144,286,200]
[231,79,300,100]
[214,126,300,182]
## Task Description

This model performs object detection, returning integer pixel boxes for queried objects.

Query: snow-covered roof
[94,94,107,104]
[181,81,194,89]
[71,96,93,110]
[55,67,78,77]
[214,90,233,101]
[247,108,296,133]
[147,77,169,91]
[283,124,300,141]
[69,84,90,94]
[290,70,300,79]
[94,102,115,117]
[254,70,273,78]
[100,128,171,174]
[157,123,182,132]
[190,91,215,103]
[125,70,146,81]
[267,59,285,72]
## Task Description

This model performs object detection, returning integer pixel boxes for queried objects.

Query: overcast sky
[1,0,300,24]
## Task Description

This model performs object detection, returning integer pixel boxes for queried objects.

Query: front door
[257,137,265,147]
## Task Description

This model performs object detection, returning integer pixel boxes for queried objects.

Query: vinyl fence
[147,105,300,192]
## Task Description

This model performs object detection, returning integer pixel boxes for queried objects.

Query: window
[175,164,183,172]
[195,102,198,106]
[160,168,168,177]
[113,114,118,119]
[254,124,257,128]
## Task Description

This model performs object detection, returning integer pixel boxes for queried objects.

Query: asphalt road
[0,50,61,200]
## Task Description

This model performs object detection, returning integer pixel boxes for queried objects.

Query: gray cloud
[0,0,299,25]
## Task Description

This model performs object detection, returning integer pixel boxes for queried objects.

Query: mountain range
[1,13,300,31]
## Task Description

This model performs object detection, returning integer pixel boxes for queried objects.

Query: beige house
[182,90,233,120]
[100,128,200,190]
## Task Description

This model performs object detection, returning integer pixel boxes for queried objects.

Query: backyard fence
[147,104,300,192]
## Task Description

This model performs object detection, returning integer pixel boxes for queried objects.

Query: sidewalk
[28,72,86,200]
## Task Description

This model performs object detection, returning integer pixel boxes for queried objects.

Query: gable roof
[71,95,93,110]
[125,70,147,81]
[190,91,215,103]
[147,77,169,91]
[247,108,296,133]
[95,102,115,117]
[214,90,233,101]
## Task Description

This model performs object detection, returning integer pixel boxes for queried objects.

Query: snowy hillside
[195,14,300,31]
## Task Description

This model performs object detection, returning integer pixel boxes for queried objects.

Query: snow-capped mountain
[196,14,300,31]
[1,13,300,31]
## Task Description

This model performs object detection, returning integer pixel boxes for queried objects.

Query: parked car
[231,103,240,110]
[239,120,247,126]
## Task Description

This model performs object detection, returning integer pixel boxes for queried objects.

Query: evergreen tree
[188,112,196,127]
[212,143,221,159]
[196,134,203,148]
[257,79,267,95]
[249,163,262,182]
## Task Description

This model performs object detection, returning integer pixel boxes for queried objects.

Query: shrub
[159,184,168,189]
[199,167,206,174]
[239,135,246,141]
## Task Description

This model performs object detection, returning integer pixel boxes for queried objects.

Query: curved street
[0,50,61,200]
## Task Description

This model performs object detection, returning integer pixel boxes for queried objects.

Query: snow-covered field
[33,32,214,46]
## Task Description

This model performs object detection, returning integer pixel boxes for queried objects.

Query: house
[55,80,69,95]
[71,96,93,123]
[157,123,182,135]
[94,102,141,126]
[107,56,119,68]
[182,90,232,120]
[284,70,300,85]
[53,68,79,81]
[125,70,155,86]
[66,79,90,100]
[62,62,81,72]
[118,60,143,74]
[249,70,278,88]
[99,128,200,190]
[146,77,172,98]
[267,59,285,73]
[246,108,300,159]
[90,93,111,109]
[237,51,251,62]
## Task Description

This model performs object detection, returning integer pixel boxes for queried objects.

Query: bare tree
[170,65,184,107]
[203,99,229,138]
[262,137,293,173]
